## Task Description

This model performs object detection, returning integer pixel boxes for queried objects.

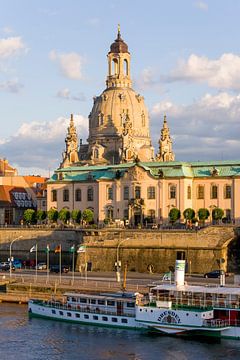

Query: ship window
[121,318,128,323]
[80,298,87,303]
[75,313,80,318]
[126,302,135,308]
[195,314,198,317]
[98,300,105,305]
[93,315,98,320]
[90,299,96,304]
[186,313,189,316]
[71,297,77,302]
[102,316,108,321]
[140,309,142,312]
[112,317,118,323]
[107,300,115,306]
[59,311,63,315]
[67,312,71,317]
[84,314,89,319]
[52,310,56,314]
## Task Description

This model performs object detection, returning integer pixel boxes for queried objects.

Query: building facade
[47,29,240,225]
[47,160,240,225]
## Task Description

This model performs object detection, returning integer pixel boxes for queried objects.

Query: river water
[1,303,240,360]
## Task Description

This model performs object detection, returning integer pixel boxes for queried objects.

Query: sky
[0,0,240,176]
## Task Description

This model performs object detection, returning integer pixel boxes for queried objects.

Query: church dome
[87,28,154,164]
[110,32,129,53]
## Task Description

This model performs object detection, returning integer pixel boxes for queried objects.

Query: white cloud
[56,88,86,101]
[168,53,240,90]
[2,27,14,34]
[0,36,26,59]
[194,1,208,11]
[0,78,23,93]
[151,92,240,161]
[49,50,84,80]
[0,115,88,174]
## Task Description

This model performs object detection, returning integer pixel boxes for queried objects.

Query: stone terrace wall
[78,226,236,274]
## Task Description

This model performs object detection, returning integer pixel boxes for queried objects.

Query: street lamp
[116,238,129,283]
[9,236,23,279]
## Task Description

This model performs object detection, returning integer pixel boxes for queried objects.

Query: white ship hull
[28,300,143,330]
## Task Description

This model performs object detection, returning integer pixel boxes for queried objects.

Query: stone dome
[110,32,129,53]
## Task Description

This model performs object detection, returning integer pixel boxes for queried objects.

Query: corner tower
[156,115,175,162]
[87,26,154,164]
[60,114,79,168]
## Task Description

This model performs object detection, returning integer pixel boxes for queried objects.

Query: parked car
[204,270,229,278]
[12,259,22,269]
[0,262,15,271]
[50,265,69,273]
[36,262,47,270]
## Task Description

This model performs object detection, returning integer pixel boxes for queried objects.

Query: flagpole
[47,245,49,284]
[59,245,62,284]
[72,246,75,284]
[35,244,38,283]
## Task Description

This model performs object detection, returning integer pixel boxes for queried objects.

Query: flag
[70,245,75,253]
[45,244,50,253]
[30,245,37,253]
[77,245,86,253]
[55,245,61,253]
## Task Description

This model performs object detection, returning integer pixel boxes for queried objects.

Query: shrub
[212,208,224,222]
[47,208,58,223]
[198,208,210,224]
[169,208,181,224]
[37,210,47,222]
[23,209,36,225]
[71,209,81,224]
[59,208,70,224]
[183,208,195,221]
[82,209,94,224]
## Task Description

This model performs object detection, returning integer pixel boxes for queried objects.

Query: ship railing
[203,319,229,328]
[40,300,135,317]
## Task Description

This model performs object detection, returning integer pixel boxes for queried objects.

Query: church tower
[156,115,175,162]
[60,114,79,168]
[86,26,154,164]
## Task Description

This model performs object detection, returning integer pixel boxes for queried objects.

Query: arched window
[107,186,113,200]
[224,185,231,199]
[187,186,191,200]
[197,185,204,199]
[107,207,114,220]
[141,112,145,127]
[124,59,128,76]
[63,189,69,202]
[51,189,57,202]
[75,189,81,202]
[123,186,129,200]
[211,185,218,199]
[94,148,99,159]
[135,186,141,199]
[112,58,118,75]
[169,185,176,199]
[87,187,94,202]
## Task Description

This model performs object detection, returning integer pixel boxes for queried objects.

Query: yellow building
[47,29,240,226]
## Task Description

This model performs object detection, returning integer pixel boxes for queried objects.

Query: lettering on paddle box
[157,310,181,324]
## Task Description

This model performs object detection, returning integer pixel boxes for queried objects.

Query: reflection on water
[1,303,240,360]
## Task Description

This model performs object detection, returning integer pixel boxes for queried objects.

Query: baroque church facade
[47,29,240,226]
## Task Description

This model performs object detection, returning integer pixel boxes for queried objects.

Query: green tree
[183,208,195,221]
[169,208,181,224]
[23,209,36,225]
[71,209,81,224]
[59,208,70,224]
[36,210,47,223]
[82,209,94,224]
[47,208,58,223]
[212,207,224,223]
[198,208,210,225]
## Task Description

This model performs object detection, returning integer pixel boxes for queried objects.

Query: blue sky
[0,0,240,174]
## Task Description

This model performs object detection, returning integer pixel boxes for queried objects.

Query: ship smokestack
[175,260,186,286]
